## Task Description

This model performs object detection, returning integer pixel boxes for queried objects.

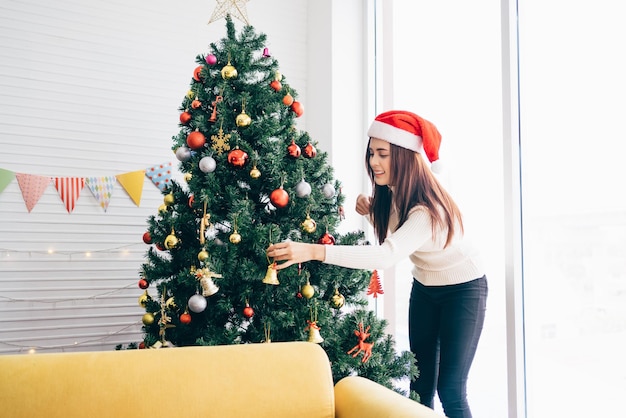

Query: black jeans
[409,276,488,418]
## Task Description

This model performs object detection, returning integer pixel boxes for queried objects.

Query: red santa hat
[367,110,443,172]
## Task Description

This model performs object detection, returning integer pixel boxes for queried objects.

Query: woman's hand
[266,241,325,270]
[355,193,371,216]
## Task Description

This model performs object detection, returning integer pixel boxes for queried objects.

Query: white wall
[0,0,368,354]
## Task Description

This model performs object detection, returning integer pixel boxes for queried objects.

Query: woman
[267,110,487,418]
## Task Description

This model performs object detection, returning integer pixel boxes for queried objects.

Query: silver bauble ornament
[188,294,207,313]
[199,156,217,173]
[175,146,192,162]
[322,183,335,198]
[295,179,312,198]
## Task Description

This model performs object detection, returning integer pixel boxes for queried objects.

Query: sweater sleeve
[324,208,433,270]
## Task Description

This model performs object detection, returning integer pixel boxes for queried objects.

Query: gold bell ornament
[262,262,279,285]
[195,267,222,297]
[306,320,324,344]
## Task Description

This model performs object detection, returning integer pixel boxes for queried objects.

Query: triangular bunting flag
[86,176,116,211]
[54,177,86,213]
[15,173,52,212]
[145,162,173,191]
[0,168,15,194]
[116,170,145,206]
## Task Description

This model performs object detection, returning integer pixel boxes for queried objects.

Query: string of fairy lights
[0,242,147,353]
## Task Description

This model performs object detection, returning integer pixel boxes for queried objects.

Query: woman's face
[368,137,392,186]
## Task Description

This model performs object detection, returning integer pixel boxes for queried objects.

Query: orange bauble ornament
[287,139,301,158]
[227,147,249,168]
[291,101,304,117]
[303,142,317,158]
[186,130,206,150]
[270,187,289,208]
[193,66,203,82]
[282,93,294,106]
[179,111,192,125]
[180,312,192,324]
[270,80,282,91]
[243,304,254,319]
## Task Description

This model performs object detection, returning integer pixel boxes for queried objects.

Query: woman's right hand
[355,194,371,216]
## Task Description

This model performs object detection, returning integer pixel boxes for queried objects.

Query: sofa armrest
[334,376,443,418]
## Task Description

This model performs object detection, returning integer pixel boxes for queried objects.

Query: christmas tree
[136,15,417,395]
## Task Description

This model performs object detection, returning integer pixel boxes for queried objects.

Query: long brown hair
[365,139,463,247]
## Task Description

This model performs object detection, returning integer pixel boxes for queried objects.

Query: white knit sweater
[324,206,484,286]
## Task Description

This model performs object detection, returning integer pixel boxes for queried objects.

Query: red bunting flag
[54,177,85,213]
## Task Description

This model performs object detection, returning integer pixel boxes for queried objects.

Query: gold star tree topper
[208,0,250,25]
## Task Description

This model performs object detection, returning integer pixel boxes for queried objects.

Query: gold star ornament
[208,0,250,25]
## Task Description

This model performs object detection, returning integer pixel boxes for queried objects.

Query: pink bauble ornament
[205,54,217,65]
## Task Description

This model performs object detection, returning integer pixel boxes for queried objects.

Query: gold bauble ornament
[250,165,261,179]
[158,204,168,214]
[142,313,155,325]
[184,173,192,182]
[235,111,251,127]
[198,249,209,262]
[164,233,179,250]
[301,215,317,234]
[301,280,315,299]
[229,230,242,244]
[330,288,345,309]
[138,290,150,307]
[163,193,175,206]
[221,62,238,79]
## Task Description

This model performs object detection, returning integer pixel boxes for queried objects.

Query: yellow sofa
[0,341,442,418]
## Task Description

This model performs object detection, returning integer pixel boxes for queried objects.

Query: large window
[518,1,626,416]
[386,1,507,416]
[387,1,626,417]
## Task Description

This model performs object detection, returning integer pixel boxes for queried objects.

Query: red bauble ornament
[227,147,249,168]
[188,194,195,208]
[191,99,201,109]
[291,101,304,117]
[270,80,282,91]
[186,130,206,150]
[270,187,289,208]
[318,232,336,245]
[138,279,149,289]
[142,231,152,244]
[303,142,317,158]
[179,111,192,125]
[243,305,254,319]
[287,140,301,158]
[180,312,192,324]
[138,341,146,349]
[296,292,303,299]
[155,242,165,251]
[193,66,203,82]
[282,93,294,106]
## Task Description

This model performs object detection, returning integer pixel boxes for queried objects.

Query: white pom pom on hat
[367,110,443,173]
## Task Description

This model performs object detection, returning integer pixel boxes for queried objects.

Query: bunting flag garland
[116,170,146,207]
[145,162,173,192]
[86,176,116,212]
[0,168,15,194]
[54,177,86,213]
[15,173,52,212]
[0,162,171,212]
